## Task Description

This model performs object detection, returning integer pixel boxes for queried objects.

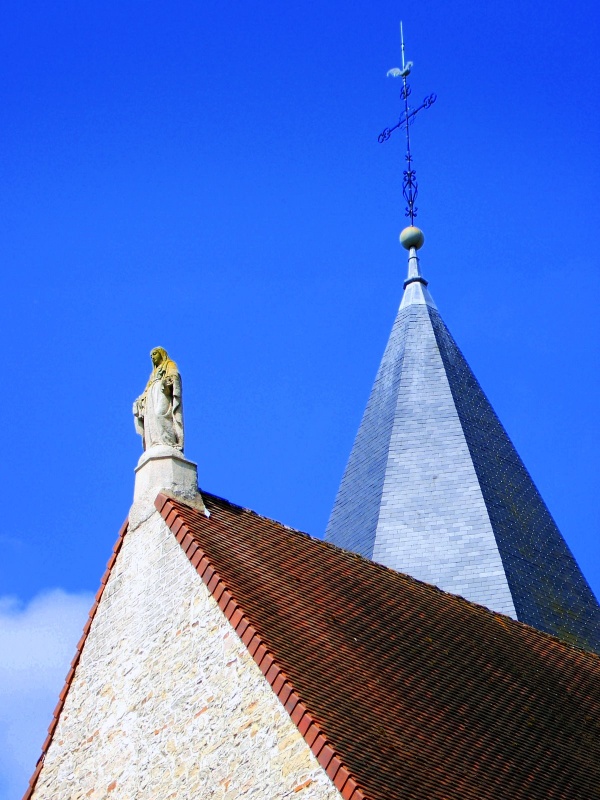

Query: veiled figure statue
[133,347,184,452]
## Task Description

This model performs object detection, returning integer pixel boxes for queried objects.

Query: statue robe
[134,359,184,451]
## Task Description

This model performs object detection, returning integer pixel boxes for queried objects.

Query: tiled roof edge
[155,493,370,800]
[22,518,129,800]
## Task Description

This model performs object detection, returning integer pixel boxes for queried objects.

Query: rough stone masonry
[31,504,341,799]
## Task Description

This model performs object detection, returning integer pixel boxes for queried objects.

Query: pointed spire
[326,29,600,654]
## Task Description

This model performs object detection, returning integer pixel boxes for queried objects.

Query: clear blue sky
[0,1,598,795]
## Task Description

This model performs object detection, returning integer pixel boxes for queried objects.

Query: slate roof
[156,490,600,800]
[325,251,600,652]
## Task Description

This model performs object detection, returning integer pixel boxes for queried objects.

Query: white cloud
[0,589,94,800]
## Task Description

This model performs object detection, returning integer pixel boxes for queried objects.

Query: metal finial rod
[400,21,406,70]
[379,24,437,226]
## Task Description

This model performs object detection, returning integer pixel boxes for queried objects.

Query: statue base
[133,445,199,503]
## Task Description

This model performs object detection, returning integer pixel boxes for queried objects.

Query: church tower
[325,34,600,654]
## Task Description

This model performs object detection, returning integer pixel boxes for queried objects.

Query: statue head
[150,347,168,367]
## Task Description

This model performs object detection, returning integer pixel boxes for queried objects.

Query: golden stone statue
[133,348,184,452]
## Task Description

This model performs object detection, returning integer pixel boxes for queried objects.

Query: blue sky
[1,1,598,796]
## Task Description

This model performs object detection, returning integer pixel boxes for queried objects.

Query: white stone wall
[32,503,341,800]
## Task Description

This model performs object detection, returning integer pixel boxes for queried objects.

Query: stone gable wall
[32,504,341,800]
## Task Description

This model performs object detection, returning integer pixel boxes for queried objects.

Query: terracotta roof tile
[159,491,600,800]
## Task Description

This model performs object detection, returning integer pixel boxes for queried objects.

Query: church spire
[325,31,600,654]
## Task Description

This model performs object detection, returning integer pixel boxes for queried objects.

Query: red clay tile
[297,713,313,736]
[284,692,299,715]
[154,494,168,512]
[229,608,244,628]
[181,532,195,551]
[278,683,293,706]
[326,754,343,782]
[234,616,249,637]
[212,582,225,603]
[271,672,287,694]
[184,538,198,558]
[333,765,351,792]
[311,733,327,758]
[340,778,359,800]
[217,588,233,610]
[317,743,335,770]
[246,636,262,658]
[240,625,257,647]
[199,563,215,584]
[169,516,184,536]
[303,723,320,748]
[290,701,307,725]
[347,788,366,800]
[259,652,274,676]
[253,642,268,664]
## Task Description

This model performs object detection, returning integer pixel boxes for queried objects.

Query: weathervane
[379,23,436,232]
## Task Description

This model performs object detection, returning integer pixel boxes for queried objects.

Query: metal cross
[378,23,437,225]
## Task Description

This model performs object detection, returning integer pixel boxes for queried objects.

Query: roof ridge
[200,490,315,536]
[187,494,600,661]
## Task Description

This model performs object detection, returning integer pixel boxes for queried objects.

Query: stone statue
[133,348,184,452]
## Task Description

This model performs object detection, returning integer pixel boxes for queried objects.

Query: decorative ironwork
[377,94,437,144]
[378,24,436,225]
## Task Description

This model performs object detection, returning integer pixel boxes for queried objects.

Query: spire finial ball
[400,226,425,250]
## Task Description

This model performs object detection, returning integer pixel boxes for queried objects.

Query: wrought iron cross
[378,23,437,225]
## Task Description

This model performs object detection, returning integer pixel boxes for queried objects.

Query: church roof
[325,248,600,653]
[159,492,600,799]
[26,490,600,800]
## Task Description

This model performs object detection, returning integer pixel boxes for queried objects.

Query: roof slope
[325,250,600,652]
[159,491,600,800]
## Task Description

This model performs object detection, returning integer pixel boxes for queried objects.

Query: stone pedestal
[134,445,199,503]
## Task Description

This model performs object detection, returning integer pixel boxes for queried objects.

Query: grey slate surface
[326,266,600,653]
